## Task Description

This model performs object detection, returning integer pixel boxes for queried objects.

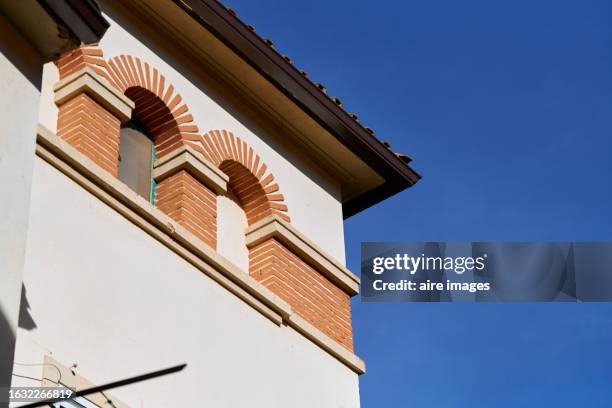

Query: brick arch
[55,46,289,225]
[103,55,199,158]
[186,130,290,224]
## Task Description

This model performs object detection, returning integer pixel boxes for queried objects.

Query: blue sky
[228,1,612,406]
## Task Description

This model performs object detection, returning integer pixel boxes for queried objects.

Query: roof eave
[40,0,110,46]
[173,0,421,218]
[0,0,109,60]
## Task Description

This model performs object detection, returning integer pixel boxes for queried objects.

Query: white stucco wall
[37,63,58,134]
[217,193,249,271]
[37,4,347,265]
[0,13,43,390]
[12,158,360,407]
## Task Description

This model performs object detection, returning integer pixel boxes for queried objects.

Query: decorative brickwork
[249,238,354,351]
[104,55,199,158]
[56,93,122,176]
[56,47,199,161]
[186,130,290,224]
[52,49,359,353]
[55,45,130,176]
[55,44,108,80]
[155,170,218,249]
[56,48,289,228]
[97,54,220,246]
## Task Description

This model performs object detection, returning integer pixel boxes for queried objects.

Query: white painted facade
[12,158,360,407]
[37,6,347,266]
[0,12,43,393]
[9,1,362,407]
[217,192,250,271]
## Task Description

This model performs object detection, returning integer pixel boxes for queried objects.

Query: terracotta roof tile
[217,0,414,162]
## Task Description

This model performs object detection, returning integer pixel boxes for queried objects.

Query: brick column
[246,215,360,351]
[153,145,228,249]
[54,67,134,176]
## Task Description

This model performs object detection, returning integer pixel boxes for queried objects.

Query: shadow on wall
[0,306,15,393]
[0,285,37,394]
[0,9,43,405]
[18,285,37,331]
[0,13,43,90]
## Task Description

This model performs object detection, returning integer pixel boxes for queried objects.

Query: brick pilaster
[56,93,122,175]
[249,237,354,351]
[156,170,218,248]
[153,145,229,250]
[54,60,134,176]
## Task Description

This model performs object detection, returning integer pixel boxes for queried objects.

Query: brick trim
[51,46,358,364]
[103,55,199,158]
[185,130,290,224]
[55,47,199,159]
[153,144,229,195]
[54,67,135,122]
[55,43,108,80]
[155,170,218,249]
[52,46,356,354]
[102,55,289,225]
[36,125,366,374]
[87,53,223,247]
[56,46,290,227]
[56,92,122,176]
[245,215,359,295]
[54,45,129,176]
[249,238,354,351]
[152,146,227,248]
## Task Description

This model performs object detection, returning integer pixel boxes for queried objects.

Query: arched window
[118,120,156,203]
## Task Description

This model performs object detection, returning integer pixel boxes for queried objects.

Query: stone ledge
[287,314,366,374]
[54,67,135,122]
[153,145,228,195]
[245,215,361,296]
[36,124,288,325]
[35,124,365,375]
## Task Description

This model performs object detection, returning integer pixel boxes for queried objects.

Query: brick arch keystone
[185,130,290,224]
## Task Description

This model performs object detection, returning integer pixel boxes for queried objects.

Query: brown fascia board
[173,0,421,218]
[39,0,110,46]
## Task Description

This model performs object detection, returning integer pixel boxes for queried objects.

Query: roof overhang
[0,0,109,60]
[107,0,421,218]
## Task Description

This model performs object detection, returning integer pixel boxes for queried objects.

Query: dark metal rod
[16,363,186,408]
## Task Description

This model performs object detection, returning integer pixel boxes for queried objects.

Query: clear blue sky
[228,1,612,406]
